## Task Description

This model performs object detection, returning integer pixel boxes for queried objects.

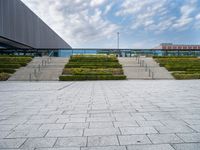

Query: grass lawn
[153,56,200,80]
[0,55,32,81]
[59,55,126,81]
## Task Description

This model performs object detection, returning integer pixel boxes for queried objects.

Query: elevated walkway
[8,57,68,81]
[119,57,174,80]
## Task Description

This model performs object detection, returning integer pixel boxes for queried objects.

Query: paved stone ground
[0,80,200,150]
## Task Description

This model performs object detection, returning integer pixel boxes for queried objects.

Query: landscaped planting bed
[153,56,200,80]
[60,55,126,81]
[0,55,32,81]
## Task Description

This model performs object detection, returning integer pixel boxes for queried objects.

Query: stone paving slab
[147,133,184,144]
[118,135,151,145]
[172,143,200,150]
[127,144,175,150]
[55,137,87,147]
[0,80,200,149]
[87,135,119,147]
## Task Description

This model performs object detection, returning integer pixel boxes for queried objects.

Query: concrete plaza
[0,80,200,150]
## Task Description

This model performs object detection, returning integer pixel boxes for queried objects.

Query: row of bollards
[135,56,154,79]
[29,57,52,81]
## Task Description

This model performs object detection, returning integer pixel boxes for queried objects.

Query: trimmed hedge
[63,68,124,76]
[165,65,200,71]
[65,63,122,68]
[69,57,118,62]
[0,55,33,58]
[0,73,10,81]
[0,57,32,63]
[172,73,200,80]
[59,75,126,81]
[0,56,33,81]
[0,62,28,66]
[154,56,200,80]
[0,68,16,74]
[60,55,126,81]
[0,64,21,69]
[153,56,197,59]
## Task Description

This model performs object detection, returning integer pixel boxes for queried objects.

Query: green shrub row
[172,73,200,80]
[69,55,118,62]
[0,68,16,74]
[165,65,200,71]
[65,64,122,68]
[0,62,28,66]
[66,61,120,65]
[59,75,126,81]
[63,68,123,75]
[154,56,200,80]
[0,64,21,69]
[0,57,32,63]
[61,55,126,81]
[71,54,116,58]
[0,73,10,81]
[0,55,33,58]
[153,56,197,58]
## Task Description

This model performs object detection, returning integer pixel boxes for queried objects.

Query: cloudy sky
[21,0,200,48]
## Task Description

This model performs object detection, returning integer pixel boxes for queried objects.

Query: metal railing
[135,56,155,79]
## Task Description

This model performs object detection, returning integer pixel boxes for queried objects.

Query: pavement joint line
[58,82,75,91]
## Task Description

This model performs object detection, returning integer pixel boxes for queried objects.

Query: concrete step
[119,57,174,80]
[8,57,68,81]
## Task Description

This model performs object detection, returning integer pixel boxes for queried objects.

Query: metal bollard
[29,73,32,81]
[45,60,47,66]
[42,60,44,66]
[145,64,148,72]
[149,69,151,77]
[34,69,37,77]
[38,64,40,72]
[152,72,154,79]
[142,60,144,67]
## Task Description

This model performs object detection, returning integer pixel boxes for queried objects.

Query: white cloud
[194,13,200,29]
[116,0,172,32]
[20,0,200,48]
[173,0,197,29]
[195,13,200,20]
[117,0,198,32]
[90,0,106,7]
[104,3,113,15]
[21,0,118,47]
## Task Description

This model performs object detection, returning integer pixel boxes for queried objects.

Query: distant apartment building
[155,43,200,50]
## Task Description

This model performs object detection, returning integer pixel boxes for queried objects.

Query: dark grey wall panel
[0,0,71,49]
[0,0,3,36]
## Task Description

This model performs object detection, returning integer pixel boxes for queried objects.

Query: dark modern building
[0,0,71,50]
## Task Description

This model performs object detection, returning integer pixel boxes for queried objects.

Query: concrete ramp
[119,57,174,80]
[8,57,68,81]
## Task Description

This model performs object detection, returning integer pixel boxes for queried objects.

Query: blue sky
[21,0,200,48]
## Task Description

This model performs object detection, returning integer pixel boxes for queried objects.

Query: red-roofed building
[154,43,200,50]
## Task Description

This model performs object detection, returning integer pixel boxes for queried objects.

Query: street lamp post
[117,32,120,49]
[117,32,120,57]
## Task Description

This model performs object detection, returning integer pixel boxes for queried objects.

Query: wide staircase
[119,56,174,80]
[8,57,68,81]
